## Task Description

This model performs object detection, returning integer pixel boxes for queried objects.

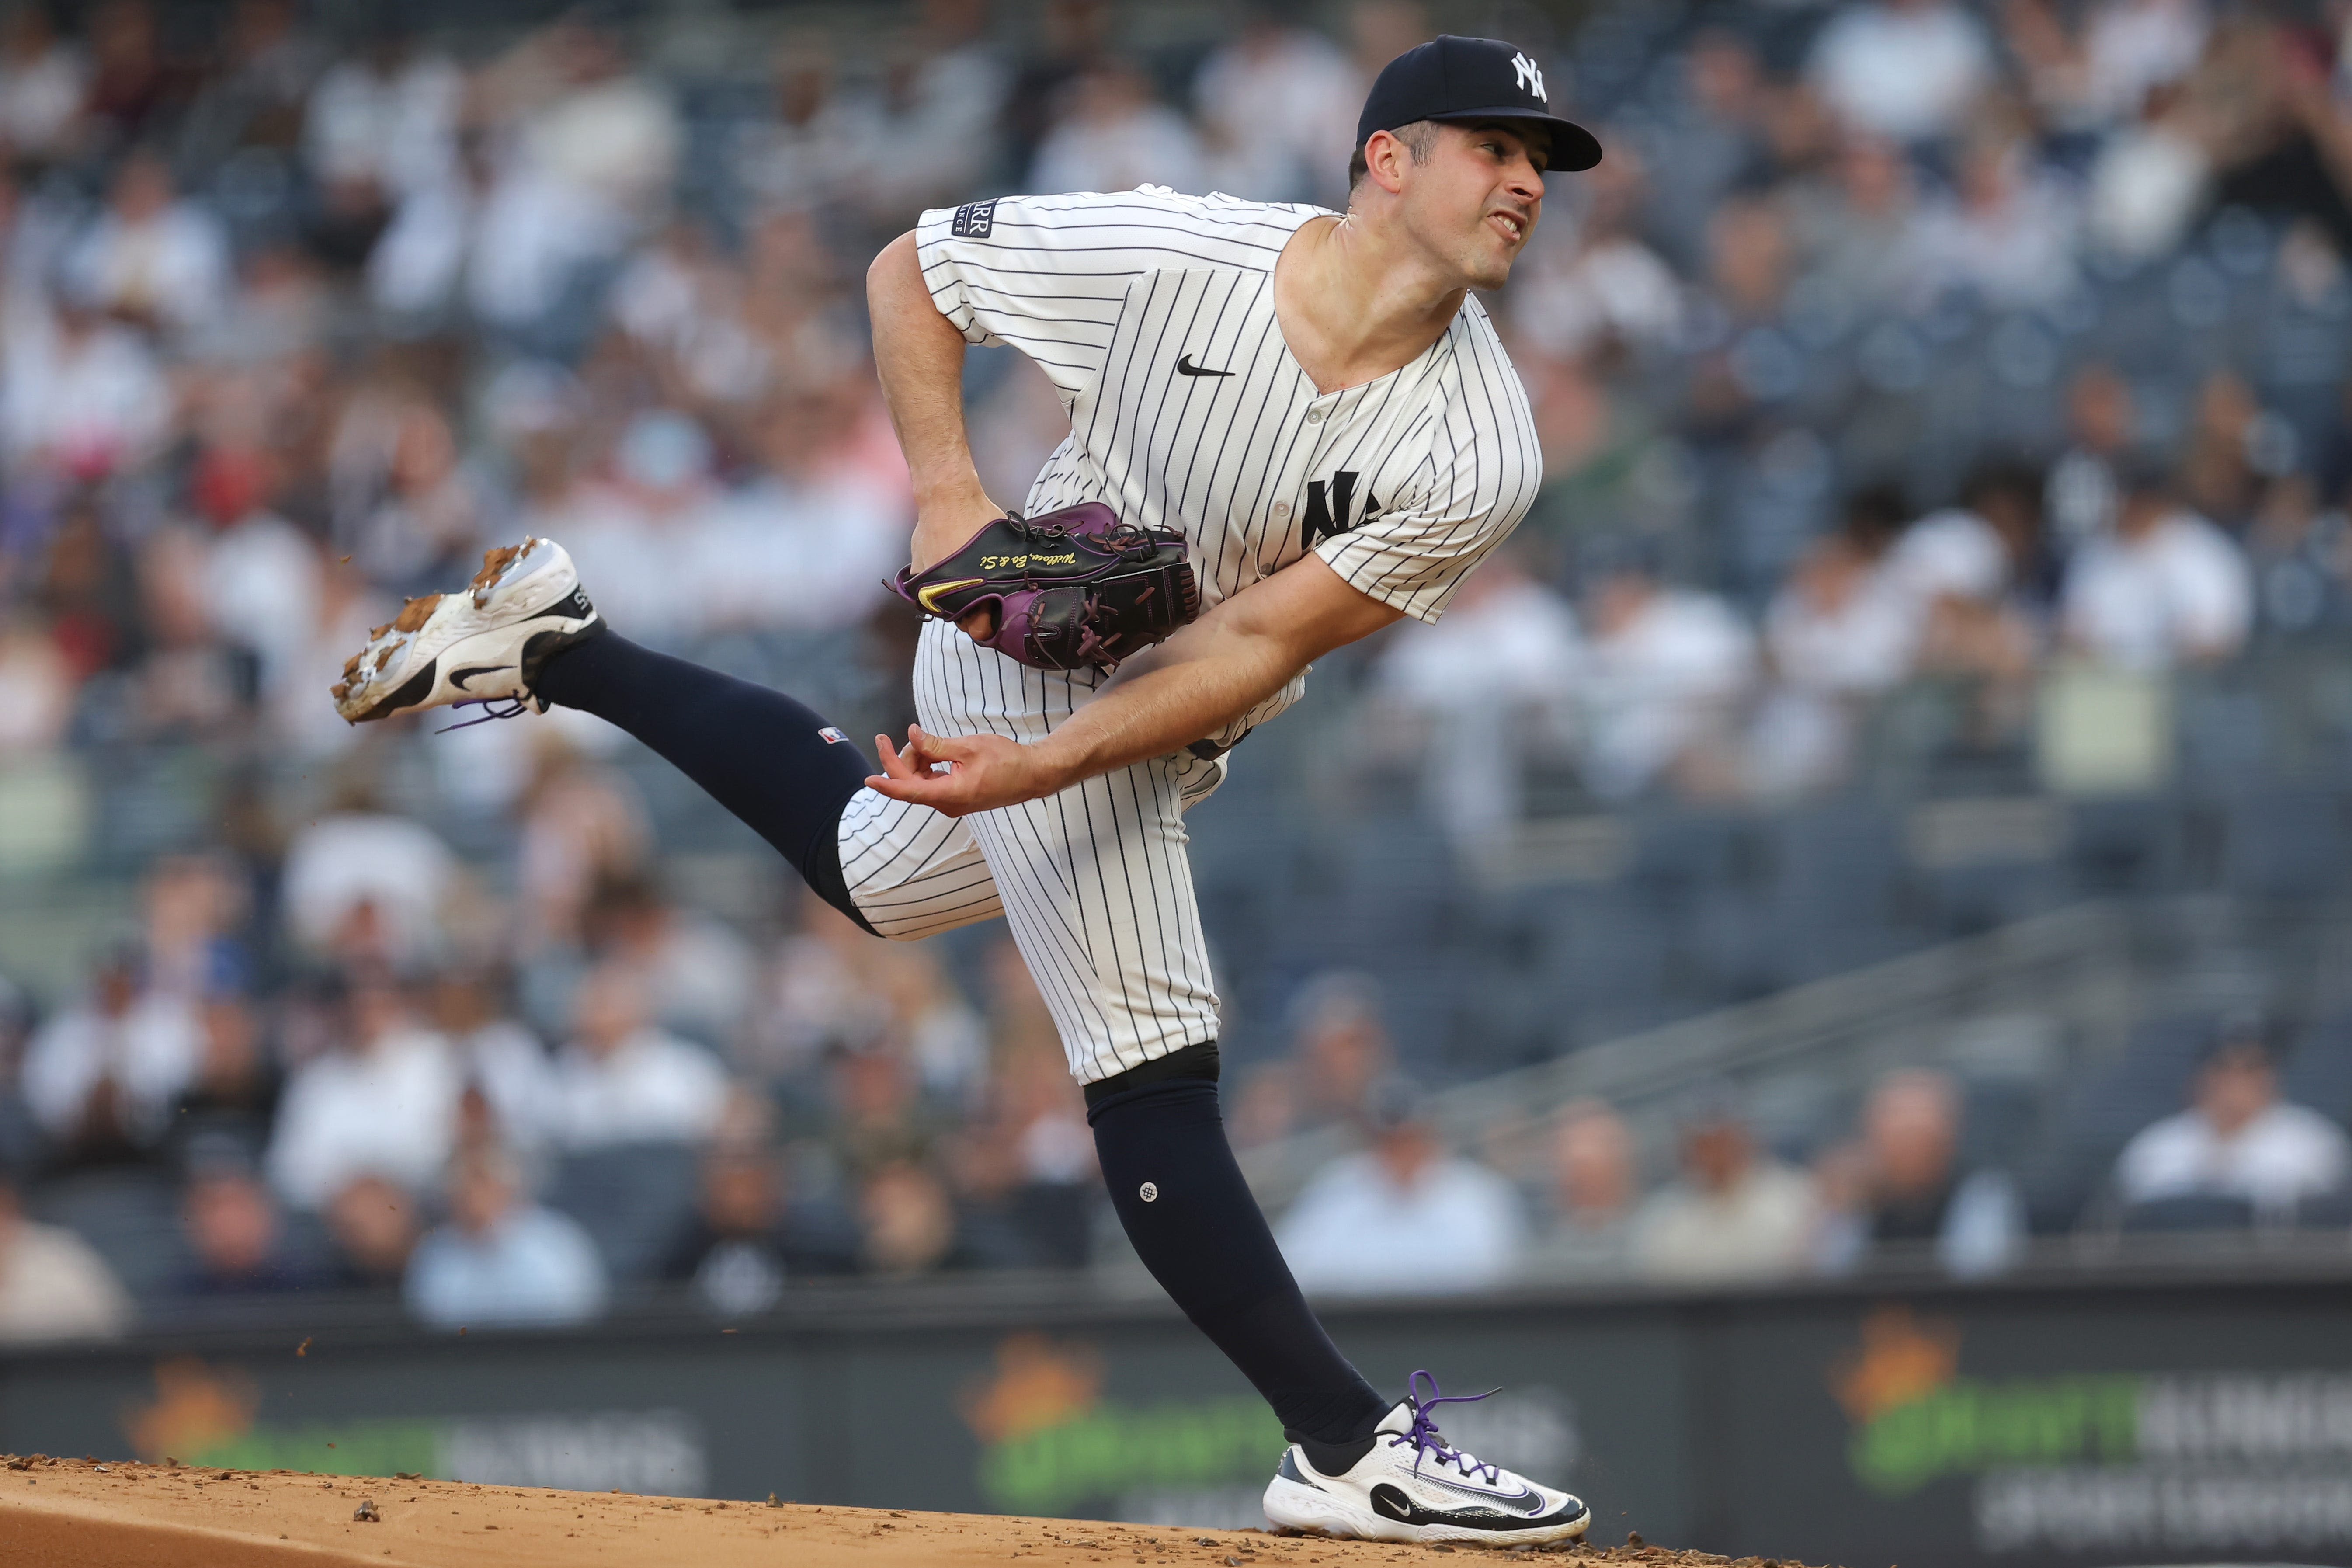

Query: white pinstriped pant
[837,620,1230,1084]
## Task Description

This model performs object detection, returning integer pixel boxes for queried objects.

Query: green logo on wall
[961,1334,1283,1514]
[981,1395,1282,1514]
[1831,1307,2142,1495]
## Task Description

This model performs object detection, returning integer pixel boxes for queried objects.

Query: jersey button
[1272,501,1291,521]
[1305,408,1326,424]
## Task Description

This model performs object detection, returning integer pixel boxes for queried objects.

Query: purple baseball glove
[889,502,1200,672]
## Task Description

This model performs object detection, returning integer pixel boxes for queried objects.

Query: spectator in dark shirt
[1818,1068,2022,1277]
[858,1159,968,1277]
[166,991,281,1171]
[323,1172,420,1294]
[177,1158,319,1297]
[662,1144,852,1316]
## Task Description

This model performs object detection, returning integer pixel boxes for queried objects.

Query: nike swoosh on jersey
[916,577,987,614]
[448,664,511,690]
[1175,355,1234,378]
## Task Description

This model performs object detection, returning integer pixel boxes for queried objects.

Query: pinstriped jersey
[915,186,1543,748]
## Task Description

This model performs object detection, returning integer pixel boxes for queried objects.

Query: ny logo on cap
[1513,51,1546,102]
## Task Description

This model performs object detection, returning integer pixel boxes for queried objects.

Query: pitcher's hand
[866,725,1063,817]
[910,483,1007,642]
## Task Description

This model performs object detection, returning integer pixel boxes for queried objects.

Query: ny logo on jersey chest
[1299,470,1381,551]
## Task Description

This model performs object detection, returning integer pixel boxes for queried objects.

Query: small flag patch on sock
[818,727,849,744]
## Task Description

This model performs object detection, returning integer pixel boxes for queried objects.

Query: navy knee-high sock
[533,633,876,929]
[1087,1048,1389,1461]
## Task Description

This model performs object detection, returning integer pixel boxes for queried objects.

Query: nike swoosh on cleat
[1176,355,1234,378]
[1367,1482,1562,1530]
[448,665,512,691]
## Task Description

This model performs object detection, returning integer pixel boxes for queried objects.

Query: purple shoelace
[1386,1370,1504,1485]
[434,697,532,734]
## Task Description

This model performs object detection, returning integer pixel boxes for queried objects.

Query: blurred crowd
[11,911,2350,1339]
[2,0,2352,1338]
[1366,0,2352,836]
[1255,984,2351,1296]
[0,831,1110,1336]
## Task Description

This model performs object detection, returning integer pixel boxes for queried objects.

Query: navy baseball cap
[1358,35,1603,174]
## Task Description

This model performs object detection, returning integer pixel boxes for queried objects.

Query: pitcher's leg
[957,753,1222,1080]
[1087,1051,1390,1463]
[836,788,1006,939]
[534,632,885,929]
[930,723,1385,1457]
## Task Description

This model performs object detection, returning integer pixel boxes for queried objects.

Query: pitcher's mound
[0,1453,1807,1567]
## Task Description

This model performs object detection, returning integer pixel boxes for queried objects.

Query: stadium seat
[543,1143,703,1282]
[28,1169,189,1303]
[2292,1188,2352,1229]
[2117,1193,2257,1234]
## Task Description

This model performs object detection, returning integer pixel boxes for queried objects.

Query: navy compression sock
[1087,1047,1389,1461]
[532,633,877,929]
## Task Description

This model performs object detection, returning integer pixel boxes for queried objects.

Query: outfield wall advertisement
[0,1272,2346,1568]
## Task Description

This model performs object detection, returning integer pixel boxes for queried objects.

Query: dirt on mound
[0,1452,1829,1568]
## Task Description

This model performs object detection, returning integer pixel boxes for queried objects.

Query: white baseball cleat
[331,537,603,724]
[1262,1373,1591,1547]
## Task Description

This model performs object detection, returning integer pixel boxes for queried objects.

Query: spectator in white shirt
[1808,0,1996,144]
[0,6,86,163]
[1277,1077,1525,1297]
[405,1147,607,1328]
[1,285,173,476]
[1766,487,1918,699]
[2114,1020,2351,1221]
[2061,458,2252,671]
[1630,1084,1820,1284]
[1510,195,1685,361]
[1888,466,2047,703]
[0,617,73,757]
[1784,135,1922,313]
[266,973,460,1210]
[1372,552,1584,851]
[194,445,323,703]
[1902,133,2082,311]
[279,773,457,967]
[688,392,911,636]
[0,1178,132,1343]
[302,29,462,203]
[833,27,1007,230]
[546,963,730,1150]
[1888,466,2045,612]
[551,410,729,647]
[733,35,876,214]
[20,947,199,1165]
[62,148,232,341]
[1030,58,1206,197]
[2005,0,2209,132]
[1749,488,1919,796]
[1193,7,1362,206]
[428,970,555,1157]
[1575,549,1757,801]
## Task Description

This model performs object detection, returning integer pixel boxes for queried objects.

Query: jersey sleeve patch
[950,199,997,239]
